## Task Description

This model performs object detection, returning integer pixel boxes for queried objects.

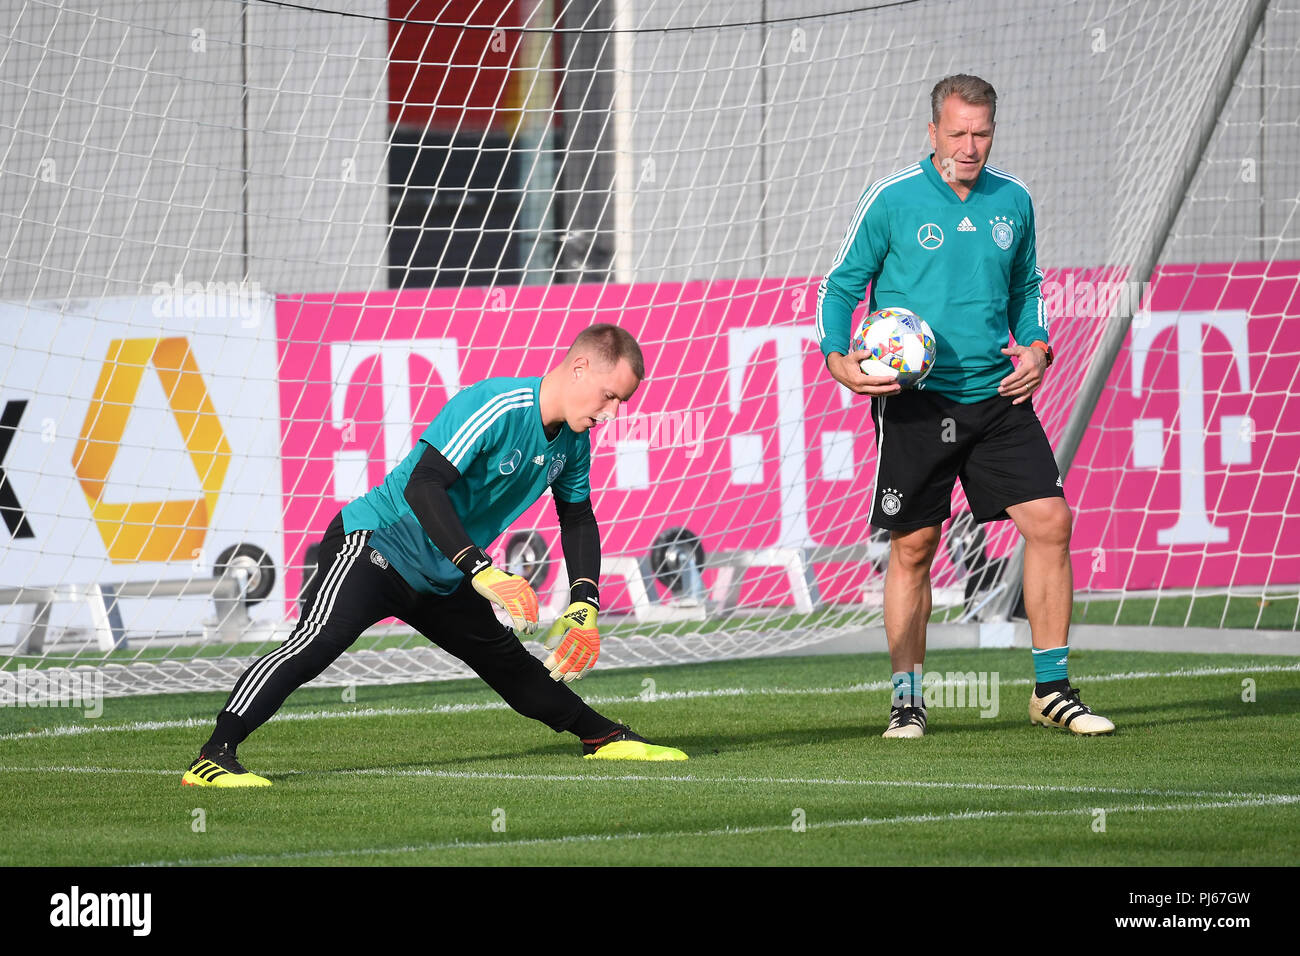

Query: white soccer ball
[850,307,937,387]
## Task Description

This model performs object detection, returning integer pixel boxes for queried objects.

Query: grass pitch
[2,649,1298,866]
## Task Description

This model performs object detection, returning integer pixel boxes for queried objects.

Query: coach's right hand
[471,566,541,637]
[826,350,904,396]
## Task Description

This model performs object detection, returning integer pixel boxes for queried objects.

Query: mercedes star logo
[917,223,944,250]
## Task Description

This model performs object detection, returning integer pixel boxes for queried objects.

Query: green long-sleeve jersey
[816,154,1048,402]
[342,376,591,595]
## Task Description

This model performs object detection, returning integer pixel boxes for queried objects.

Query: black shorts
[868,390,1064,531]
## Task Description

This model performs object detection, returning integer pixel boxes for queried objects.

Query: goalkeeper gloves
[458,547,539,637]
[544,600,600,682]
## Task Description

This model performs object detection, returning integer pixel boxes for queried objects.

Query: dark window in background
[387,1,614,290]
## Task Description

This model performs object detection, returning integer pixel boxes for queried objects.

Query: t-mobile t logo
[1129,310,1250,545]
[727,326,854,547]
[329,340,461,500]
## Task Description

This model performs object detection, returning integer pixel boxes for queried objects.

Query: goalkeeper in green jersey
[183,324,686,787]
[816,74,1114,739]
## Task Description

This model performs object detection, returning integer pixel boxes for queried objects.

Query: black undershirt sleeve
[403,442,489,575]
[554,496,600,609]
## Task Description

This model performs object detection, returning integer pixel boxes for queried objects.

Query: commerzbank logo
[72,337,229,563]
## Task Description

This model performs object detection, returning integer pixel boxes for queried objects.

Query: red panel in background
[388,1,526,131]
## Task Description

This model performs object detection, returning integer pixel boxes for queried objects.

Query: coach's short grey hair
[930,74,997,124]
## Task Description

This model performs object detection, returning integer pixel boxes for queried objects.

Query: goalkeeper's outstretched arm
[404,442,477,562]
[403,442,539,635]
[555,495,600,608]
[545,495,602,681]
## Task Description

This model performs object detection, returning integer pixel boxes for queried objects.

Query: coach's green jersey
[816,155,1048,403]
[342,376,591,595]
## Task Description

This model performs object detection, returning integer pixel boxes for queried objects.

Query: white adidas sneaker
[1029,685,1115,735]
[882,705,927,739]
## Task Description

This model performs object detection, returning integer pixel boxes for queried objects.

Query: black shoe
[581,724,649,755]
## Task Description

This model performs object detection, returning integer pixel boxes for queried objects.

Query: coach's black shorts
[867,389,1063,530]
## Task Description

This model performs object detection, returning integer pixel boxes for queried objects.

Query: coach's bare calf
[884,497,1072,673]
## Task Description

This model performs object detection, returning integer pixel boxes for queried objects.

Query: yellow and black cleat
[582,725,688,762]
[181,745,272,787]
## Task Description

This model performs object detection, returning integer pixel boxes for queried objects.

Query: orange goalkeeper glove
[471,566,540,637]
[543,601,600,682]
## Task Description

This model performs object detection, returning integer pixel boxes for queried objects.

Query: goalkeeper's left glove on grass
[544,600,599,682]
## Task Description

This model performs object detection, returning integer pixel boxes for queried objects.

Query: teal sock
[891,669,923,709]
[1032,644,1069,685]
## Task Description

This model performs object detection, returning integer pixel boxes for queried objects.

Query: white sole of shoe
[1030,716,1115,736]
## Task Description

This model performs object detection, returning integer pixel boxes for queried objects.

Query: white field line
[0,763,1294,804]
[3,661,1299,744]
[129,793,1300,867]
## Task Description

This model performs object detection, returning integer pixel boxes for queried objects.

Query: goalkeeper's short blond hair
[568,324,645,380]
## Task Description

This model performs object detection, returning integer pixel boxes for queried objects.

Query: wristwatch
[1029,340,1054,368]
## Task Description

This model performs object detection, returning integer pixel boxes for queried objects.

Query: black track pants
[219,513,589,738]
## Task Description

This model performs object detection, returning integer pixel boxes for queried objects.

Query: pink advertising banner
[1068,260,1300,592]
[276,261,1300,611]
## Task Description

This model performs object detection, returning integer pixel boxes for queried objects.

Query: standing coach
[816,74,1114,739]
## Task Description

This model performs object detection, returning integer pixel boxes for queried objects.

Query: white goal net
[1,0,1296,700]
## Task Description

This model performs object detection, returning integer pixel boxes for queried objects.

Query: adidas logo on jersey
[957,216,976,232]
[533,455,545,465]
